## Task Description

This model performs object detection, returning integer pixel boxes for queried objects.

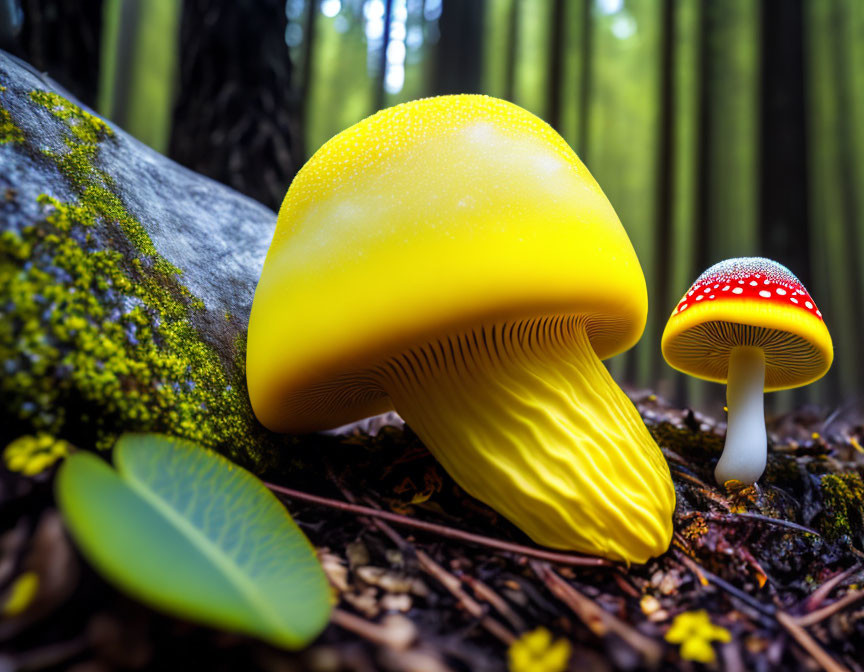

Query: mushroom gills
[716,346,767,486]
[373,315,675,564]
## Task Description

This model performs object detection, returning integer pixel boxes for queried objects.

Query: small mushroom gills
[247,95,675,563]
[661,257,833,486]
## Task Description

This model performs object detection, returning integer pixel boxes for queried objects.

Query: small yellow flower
[665,610,731,664]
[3,434,71,475]
[2,572,39,617]
[508,627,571,672]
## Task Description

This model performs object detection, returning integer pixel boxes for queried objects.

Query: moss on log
[0,52,282,467]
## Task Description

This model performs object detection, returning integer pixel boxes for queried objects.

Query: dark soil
[2,392,863,672]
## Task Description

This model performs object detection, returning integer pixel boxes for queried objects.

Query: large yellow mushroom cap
[247,95,648,432]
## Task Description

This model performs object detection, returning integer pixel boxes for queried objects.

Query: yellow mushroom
[662,257,833,486]
[247,95,675,563]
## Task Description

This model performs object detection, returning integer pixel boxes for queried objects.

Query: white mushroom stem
[715,346,767,486]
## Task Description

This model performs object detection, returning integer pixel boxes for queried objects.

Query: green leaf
[55,433,332,649]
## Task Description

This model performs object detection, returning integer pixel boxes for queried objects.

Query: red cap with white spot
[661,257,833,391]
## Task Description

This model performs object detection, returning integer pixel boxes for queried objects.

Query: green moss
[0,108,22,144]
[818,473,864,543]
[26,91,112,189]
[649,422,725,460]
[763,453,805,484]
[0,87,264,466]
[28,90,112,143]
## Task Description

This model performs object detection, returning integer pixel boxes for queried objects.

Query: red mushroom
[662,258,833,486]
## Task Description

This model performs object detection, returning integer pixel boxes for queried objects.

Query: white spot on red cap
[805,301,813,309]
[759,290,771,298]
[732,287,743,294]
[776,288,786,295]
[791,297,798,303]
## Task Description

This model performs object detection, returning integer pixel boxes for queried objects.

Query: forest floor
[2,392,864,672]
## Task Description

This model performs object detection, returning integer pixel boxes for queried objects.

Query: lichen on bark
[0,105,22,144]
[0,79,272,467]
[818,473,864,543]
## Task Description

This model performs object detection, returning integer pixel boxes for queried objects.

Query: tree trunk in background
[99,0,181,155]
[546,0,565,132]
[297,0,318,161]
[700,0,761,263]
[13,0,102,107]
[577,0,591,161]
[760,0,811,408]
[554,0,586,151]
[805,0,864,405]
[434,0,484,95]
[666,0,701,406]
[694,0,711,277]
[654,0,674,386]
[373,0,393,112]
[760,0,809,280]
[828,0,864,404]
[168,0,303,211]
[503,0,518,101]
[509,0,553,119]
[586,2,661,386]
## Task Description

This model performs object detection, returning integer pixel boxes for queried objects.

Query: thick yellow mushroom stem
[375,315,675,564]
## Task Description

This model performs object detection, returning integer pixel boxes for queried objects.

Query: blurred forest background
[3,0,863,417]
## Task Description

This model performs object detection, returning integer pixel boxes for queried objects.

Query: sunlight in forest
[597,0,625,16]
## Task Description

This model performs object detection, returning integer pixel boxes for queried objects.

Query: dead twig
[530,560,663,666]
[804,565,862,612]
[672,549,776,617]
[659,446,693,468]
[732,512,819,536]
[612,570,641,599]
[680,511,820,536]
[674,543,709,587]
[795,590,864,628]
[7,636,89,671]
[330,608,417,650]
[462,574,527,632]
[776,611,851,672]
[667,466,732,509]
[264,481,611,567]
[414,547,517,645]
[351,493,518,646]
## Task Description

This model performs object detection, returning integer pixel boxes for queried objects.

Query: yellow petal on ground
[2,572,39,617]
[680,637,718,664]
